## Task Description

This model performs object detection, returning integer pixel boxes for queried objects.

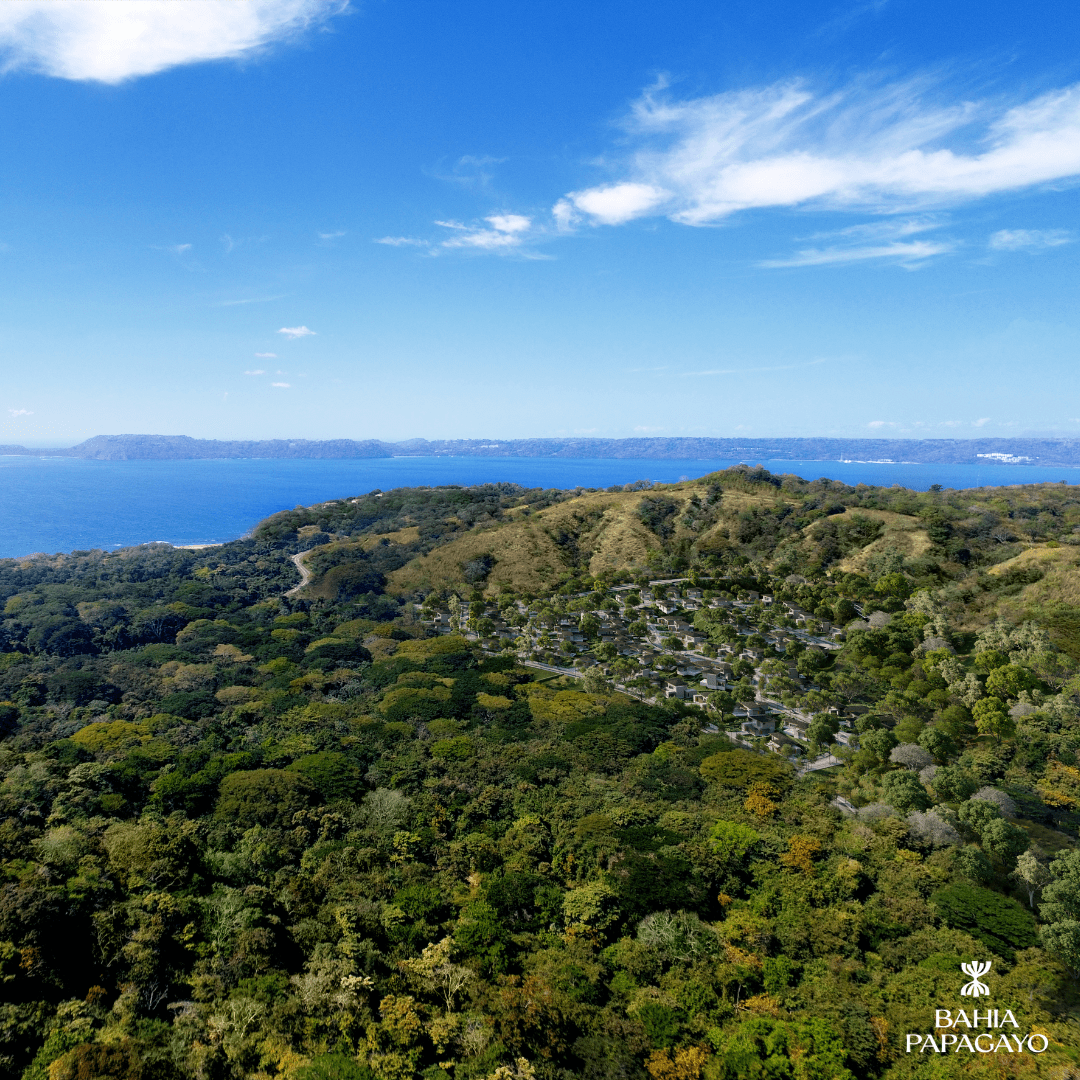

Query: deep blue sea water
[3,454,1080,559]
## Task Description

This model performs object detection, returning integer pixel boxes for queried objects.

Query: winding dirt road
[285,549,314,596]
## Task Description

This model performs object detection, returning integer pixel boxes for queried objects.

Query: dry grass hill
[264,467,1080,656]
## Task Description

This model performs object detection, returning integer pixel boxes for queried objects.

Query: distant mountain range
[3,432,1080,466]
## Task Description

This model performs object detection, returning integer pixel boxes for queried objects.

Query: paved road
[514,659,658,704]
[285,549,314,596]
[518,659,581,679]
[800,752,844,774]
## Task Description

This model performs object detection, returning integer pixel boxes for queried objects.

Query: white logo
[960,961,992,997]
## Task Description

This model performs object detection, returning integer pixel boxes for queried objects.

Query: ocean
[2,453,1080,559]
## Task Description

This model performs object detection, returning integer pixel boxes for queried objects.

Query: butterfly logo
[960,961,992,997]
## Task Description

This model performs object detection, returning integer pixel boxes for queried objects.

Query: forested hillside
[0,468,1078,1080]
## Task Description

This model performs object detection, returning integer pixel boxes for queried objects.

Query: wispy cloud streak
[557,77,1080,228]
[679,358,829,376]
[760,238,953,268]
[989,228,1074,250]
[439,214,532,250]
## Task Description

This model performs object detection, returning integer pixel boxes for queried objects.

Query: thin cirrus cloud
[988,228,1074,250]
[0,0,348,84]
[374,236,428,247]
[761,238,953,268]
[377,215,535,253]
[277,326,316,339]
[244,370,266,376]
[254,352,277,358]
[217,295,287,307]
[438,214,532,250]
[425,154,508,189]
[679,358,829,377]
[271,382,291,388]
[555,77,1080,235]
[869,417,991,429]
[8,408,32,417]
[759,218,954,268]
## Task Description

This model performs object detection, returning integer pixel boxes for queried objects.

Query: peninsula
[5,432,1080,465]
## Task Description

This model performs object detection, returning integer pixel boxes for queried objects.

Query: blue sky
[1,0,1078,445]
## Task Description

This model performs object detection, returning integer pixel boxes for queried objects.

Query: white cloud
[487,214,531,234]
[377,215,536,255]
[277,326,315,339]
[271,382,291,388]
[318,230,346,241]
[7,408,32,417]
[440,214,532,250]
[374,236,428,247]
[867,420,896,428]
[760,238,953,268]
[218,295,286,306]
[560,78,1080,227]
[973,417,991,426]
[0,0,347,84]
[562,183,668,226]
[244,370,265,376]
[989,228,1074,250]
[552,199,576,232]
[155,243,192,255]
[254,352,277,358]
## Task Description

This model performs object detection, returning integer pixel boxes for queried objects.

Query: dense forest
[0,467,1078,1080]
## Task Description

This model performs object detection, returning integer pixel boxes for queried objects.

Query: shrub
[636,910,718,965]
[954,845,993,883]
[890,743,933,770]
[709,820,761,864]
[430,736,474,760]
[971,786,1017,818]
[297,1055,376,1080]
[304,639,373,666]
[215,769,317,828]
[907,809,962,848]
[860,728,898,764]
[699,749,793,789]
[286,752,360,801]
[880,770,930,814]
[931,765,978,802]
[930,883,1038,959]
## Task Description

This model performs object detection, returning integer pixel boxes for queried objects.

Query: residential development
[421,577,864,762]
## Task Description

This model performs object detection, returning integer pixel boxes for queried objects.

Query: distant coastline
[5,432,1080,467]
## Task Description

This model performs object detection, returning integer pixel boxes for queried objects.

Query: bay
[2,453,1079,559]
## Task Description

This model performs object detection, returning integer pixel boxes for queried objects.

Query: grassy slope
[380,484,805,596]
[278,473,1080,651]
[827,508,932,573]
[385,488,685,596]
